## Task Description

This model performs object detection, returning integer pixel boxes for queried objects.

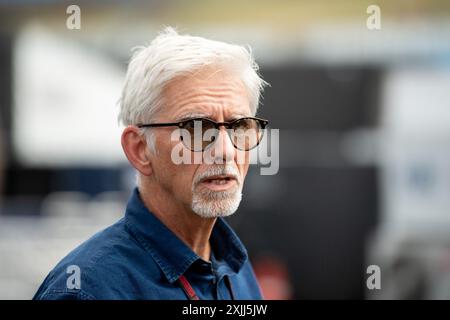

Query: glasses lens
[230,119,263,151]
[181,119,217,151]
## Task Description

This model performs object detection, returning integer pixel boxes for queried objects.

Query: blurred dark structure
[0,32,12,198]
[229,66,380,299]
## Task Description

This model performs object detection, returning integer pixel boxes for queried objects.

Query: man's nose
[211,128,235,164]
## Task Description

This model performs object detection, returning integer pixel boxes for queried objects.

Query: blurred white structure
[13,25,126,167]
[0,192,126,299]
[368,67,450,299]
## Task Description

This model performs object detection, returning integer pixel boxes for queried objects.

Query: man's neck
[139,183,215,262]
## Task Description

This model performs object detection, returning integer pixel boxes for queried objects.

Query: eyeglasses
[138,117,269,152]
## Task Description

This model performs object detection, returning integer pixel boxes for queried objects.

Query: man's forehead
[163,67,247,97]
[160,71,251,120]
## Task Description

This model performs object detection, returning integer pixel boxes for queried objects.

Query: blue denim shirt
[33,188,262,300]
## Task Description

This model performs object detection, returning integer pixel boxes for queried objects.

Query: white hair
[118,27,268,138]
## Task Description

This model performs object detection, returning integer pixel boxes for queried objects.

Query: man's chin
[191,193,242,219]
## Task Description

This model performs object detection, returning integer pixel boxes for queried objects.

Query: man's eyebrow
[225,113,252,121]
[231,113,251,119]
[175,112,211,121]
[174,112,252,122]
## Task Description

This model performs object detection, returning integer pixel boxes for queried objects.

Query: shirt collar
[124,188,248,283]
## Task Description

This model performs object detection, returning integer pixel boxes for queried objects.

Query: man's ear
[121,126,153,176]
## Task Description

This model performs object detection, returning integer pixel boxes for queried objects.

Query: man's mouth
[199,175,238,191]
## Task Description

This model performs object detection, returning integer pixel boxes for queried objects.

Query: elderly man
[34,27,268,300]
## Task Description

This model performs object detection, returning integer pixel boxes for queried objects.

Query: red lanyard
[178,274,235,300]
[178,275,199,300]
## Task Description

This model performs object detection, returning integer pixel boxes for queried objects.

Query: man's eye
[234,119,251,129]
[181,120,196,130]
[182,119,206,131]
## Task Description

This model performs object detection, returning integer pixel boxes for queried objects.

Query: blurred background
[1,0,450,299]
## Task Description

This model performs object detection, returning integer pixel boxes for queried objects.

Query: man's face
[148,67,252,218]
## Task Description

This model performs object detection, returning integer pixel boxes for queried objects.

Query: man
[34,27,268,300]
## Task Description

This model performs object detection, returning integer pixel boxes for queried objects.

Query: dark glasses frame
[137,117,269,151]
